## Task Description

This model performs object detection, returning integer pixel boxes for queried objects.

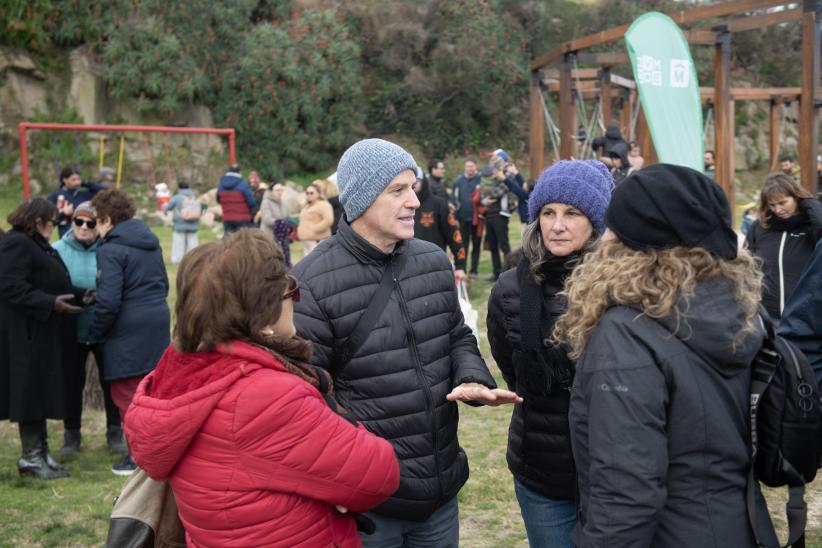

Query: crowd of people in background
[1,129,821,547]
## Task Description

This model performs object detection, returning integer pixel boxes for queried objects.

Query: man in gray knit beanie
[292,137,521,546]
[337,138,419,222]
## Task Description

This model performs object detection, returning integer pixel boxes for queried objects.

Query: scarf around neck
[516,254,578,394]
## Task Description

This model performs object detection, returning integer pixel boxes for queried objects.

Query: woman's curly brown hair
[553,239,762,359]
[91,189,136,226]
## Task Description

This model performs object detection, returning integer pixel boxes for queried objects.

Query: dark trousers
[484,214,511,277]
[223,221,254,234]
[64,344,119,430]
[459,220,482,274]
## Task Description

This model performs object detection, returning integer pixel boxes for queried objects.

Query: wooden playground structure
[528,0,821,208]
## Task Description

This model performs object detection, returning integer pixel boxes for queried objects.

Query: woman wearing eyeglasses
[52,202,125,457]
[125,230,399,548]
[0,198,92,479]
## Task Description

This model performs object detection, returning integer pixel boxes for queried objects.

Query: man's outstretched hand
[446,382,523,406]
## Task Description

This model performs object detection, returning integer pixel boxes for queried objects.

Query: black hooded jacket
[487,257,577,500]
[89,218,170,381]
[414,177,466,271]
[591,125,627,158]
[608,141,633,184]
[292,219,495,521]
[745,198,822,320]
[570,280,765,547]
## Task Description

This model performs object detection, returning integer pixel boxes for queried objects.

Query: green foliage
[346,0,531,155]
[2,0,806,177]
[101,16,203,114]
[0,0,113,51]
[215,10,364,179]
[0,0,52,50]
[150,0,259,105]
[27,108,98,192]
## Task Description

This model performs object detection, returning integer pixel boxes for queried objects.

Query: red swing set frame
[18,122,237,199]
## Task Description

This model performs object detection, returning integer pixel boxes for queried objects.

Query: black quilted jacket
[486,262,576,501]
[293,218,495,521]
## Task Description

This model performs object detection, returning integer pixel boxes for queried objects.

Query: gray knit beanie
[337,138,418,221]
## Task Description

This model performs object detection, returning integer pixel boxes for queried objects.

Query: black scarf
[516,254,578,394]
[767,212,806,233]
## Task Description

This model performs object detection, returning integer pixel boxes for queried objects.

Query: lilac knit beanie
[527,160,613,233]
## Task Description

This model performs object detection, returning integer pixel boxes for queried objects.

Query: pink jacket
[126,341,399,547]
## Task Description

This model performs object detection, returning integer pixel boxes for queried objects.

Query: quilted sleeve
[234,373,400,512]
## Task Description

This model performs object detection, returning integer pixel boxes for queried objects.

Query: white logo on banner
[637,55,663,87]
[670,59,690,88]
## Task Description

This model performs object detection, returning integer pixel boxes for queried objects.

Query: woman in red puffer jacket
[125,230,399,548]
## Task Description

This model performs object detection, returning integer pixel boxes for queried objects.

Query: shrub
[215,10,364,178]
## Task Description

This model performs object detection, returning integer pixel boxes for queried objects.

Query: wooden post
[559,53,577,159]
[799,0,821,194]
[600,67,612,128]
[529,71,545,179]
[636,106,658,165]
[713,30,734,204]
[619,90,631,140]
[728,99,736,213]
[769,97,782,172]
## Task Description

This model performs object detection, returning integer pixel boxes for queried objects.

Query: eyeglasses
[283,274,300,302]
[73,218,97,229]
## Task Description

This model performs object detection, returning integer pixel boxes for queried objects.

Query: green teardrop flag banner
[625,12,703,171]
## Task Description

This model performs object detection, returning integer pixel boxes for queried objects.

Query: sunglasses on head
[283,274,300,302]
[74,218,97,229]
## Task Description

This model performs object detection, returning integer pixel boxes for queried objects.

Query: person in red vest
[216,163,255,234]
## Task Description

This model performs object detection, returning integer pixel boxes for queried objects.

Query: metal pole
[19,123,30,199]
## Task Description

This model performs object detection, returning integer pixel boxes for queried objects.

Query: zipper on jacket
[778,231,787,315]
[393,264,444,498]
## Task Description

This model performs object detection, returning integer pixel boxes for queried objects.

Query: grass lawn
[0,187,820,546]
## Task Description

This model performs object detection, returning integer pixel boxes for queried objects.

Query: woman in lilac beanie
[486,160,612,547]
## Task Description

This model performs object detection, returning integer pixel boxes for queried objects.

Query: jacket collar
[336,216,408,266]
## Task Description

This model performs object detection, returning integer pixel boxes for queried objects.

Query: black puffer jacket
[745,198,822,320]
[570,280,765,547]
[487,257,576,500]
[293,219,495,521]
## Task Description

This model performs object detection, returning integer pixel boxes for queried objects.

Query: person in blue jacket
[47,167,107,237]
[501,161,531,224]
[779,241,822,388]
[52,202,125,457]
[164,181,205,264]
[89,189,170,475]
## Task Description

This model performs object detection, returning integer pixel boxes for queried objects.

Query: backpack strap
[747,474,807,548]
[331,252,408,376]
[747,308,807,548]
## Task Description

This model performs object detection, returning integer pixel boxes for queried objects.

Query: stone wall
[0,46,224,194]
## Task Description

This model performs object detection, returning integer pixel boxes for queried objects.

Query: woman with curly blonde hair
[554,164,766,547]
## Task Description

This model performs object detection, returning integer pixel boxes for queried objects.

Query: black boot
[17,422,69,480]
[41,428,68,472]
[59,429,82,457]
[106,425,127,454]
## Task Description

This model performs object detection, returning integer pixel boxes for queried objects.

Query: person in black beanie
[554,163,767,547]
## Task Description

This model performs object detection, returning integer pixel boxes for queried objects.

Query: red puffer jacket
[126,341,399,548]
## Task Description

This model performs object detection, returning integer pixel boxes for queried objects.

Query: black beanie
[605,163,738,260]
